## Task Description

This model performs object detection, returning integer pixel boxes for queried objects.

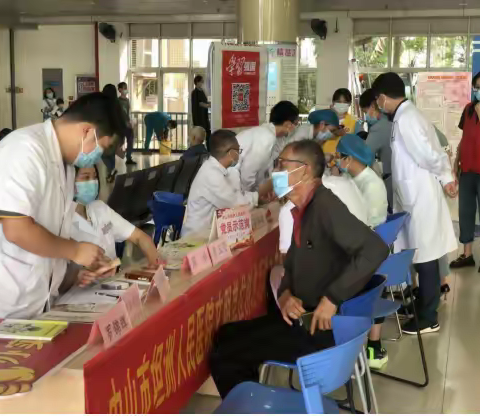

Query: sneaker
[402,318,440,335]
[126,159,137,165]
[367,346,388,369]
[450,255,475,269]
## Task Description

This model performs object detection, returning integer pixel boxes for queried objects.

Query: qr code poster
[222,50,260,128]
[232,83,250,112]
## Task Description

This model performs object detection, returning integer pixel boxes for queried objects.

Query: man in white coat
[182,129,272,237]
[0,92,126,319]
[372,72,457,335]
[236,101,299,192]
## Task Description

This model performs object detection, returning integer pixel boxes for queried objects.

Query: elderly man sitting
[181,126,208,160]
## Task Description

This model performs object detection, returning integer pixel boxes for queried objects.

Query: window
[161,39,190,68]
[354,37,389,68]
[131,72,158,112]
[192,39,218,68]
[299,38,318,69]
[360,72,417,102]
[129,39,159,68]
[431,36,467,68]
[392,36,427,68]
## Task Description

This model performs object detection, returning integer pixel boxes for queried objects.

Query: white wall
[98,22,129,89]
[0,27,12,129]
[14,25,95,127]
[315,17,353,107]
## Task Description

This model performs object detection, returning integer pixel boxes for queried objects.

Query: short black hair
[118,82,128,90]
[44,88,56,100]
[285,140,326,178]
[0,128,12,141]
[359,88,377,110]
[332,88,352,103]
[102,84,118,100]
[74,165,101,201]
[62,92,127,138]
[371,72,406,99]
[167,120,178,129]
[194,75,204,85]
[269,101,299,125]
[56,98,64,105]
[210,129,237,159]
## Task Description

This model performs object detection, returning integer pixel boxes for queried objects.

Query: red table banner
[84,228,279,414]
[221,49,261,128]
[0,323,91,397]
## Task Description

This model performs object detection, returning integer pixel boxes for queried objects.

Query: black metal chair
[155,160,184,193]
[172,155,202,200]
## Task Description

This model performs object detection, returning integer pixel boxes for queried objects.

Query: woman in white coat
[372,73,457,335]
[70,166,162,286]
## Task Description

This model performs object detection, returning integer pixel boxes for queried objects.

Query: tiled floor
[114,155,480,413]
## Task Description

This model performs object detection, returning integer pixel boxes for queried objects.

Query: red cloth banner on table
[84,227,280,414]
[0,323,91,397]
[221,50,261,128]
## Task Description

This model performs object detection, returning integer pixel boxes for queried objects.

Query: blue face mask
[75,180,99,205]
[335,159,349,174]
[74,130,104,168]
[474,90,480,102]
[365,114,379,126]
[272,165,305,198]
[316,130,334,141]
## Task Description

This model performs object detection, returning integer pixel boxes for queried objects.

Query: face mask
[47,92,54,99]
[316,130,334,141]
[75,180,99,205]
[366,114,379,126]
[74,129,104,168]
[271,165,305,198]
[335,159,349,174]
[377,95,389,114]
[333,103,350,115]
[475,90,480,101]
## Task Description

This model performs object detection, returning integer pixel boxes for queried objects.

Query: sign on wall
[75,75,97,99]
[211,44,267,131]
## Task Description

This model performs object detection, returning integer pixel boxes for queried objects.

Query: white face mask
[46,92,54,99]
[333,103,350,115]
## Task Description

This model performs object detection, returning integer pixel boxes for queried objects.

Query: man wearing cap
[334,134,388,228]
[271,109,340,163]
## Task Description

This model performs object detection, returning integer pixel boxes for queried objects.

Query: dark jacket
[181,144,208,160]
[191,88,210,130]
[278,185,389,311]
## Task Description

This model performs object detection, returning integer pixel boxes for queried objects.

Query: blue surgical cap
[308,109,340,127]
[337,134,374,166]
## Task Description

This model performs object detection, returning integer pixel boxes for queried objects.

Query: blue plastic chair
[148,199,186,246]
[215,316,371,414]
[374,212,410,247]
[153,191,184,206]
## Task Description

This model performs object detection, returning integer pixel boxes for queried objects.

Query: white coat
[70,201,136,260]
[392,101,457,263]
[0,120,75,319]
[182,156,258,237]
[236,123,278,191]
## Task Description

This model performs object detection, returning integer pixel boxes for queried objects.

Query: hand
[146,256,167,270]
[278,291,306,325]
[333,127,347,137]
[310,297,338,334]
[258,179,273,201]
[443,181,458,198]
[71,242,105,268]
[77,267,115,288]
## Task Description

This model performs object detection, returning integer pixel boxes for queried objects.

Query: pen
[95,292,120,299]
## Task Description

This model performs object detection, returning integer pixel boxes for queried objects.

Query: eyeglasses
[274,157,307,170]
[227,148,243,154]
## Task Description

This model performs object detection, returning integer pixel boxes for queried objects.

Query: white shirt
[70,201,135,260]
[0,120,75,319]
[236,123,278,191]
[352,167,388,228]
[278,175,368,253]
[182,156,259,237]
[271,124,314,164]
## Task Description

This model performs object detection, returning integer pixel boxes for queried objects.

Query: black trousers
[459,172,480,244]
[414,259,440,325]
[209,312,335,398]
[125,126,134,160]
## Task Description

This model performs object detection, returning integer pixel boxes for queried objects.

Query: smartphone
[298,312,314,332]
